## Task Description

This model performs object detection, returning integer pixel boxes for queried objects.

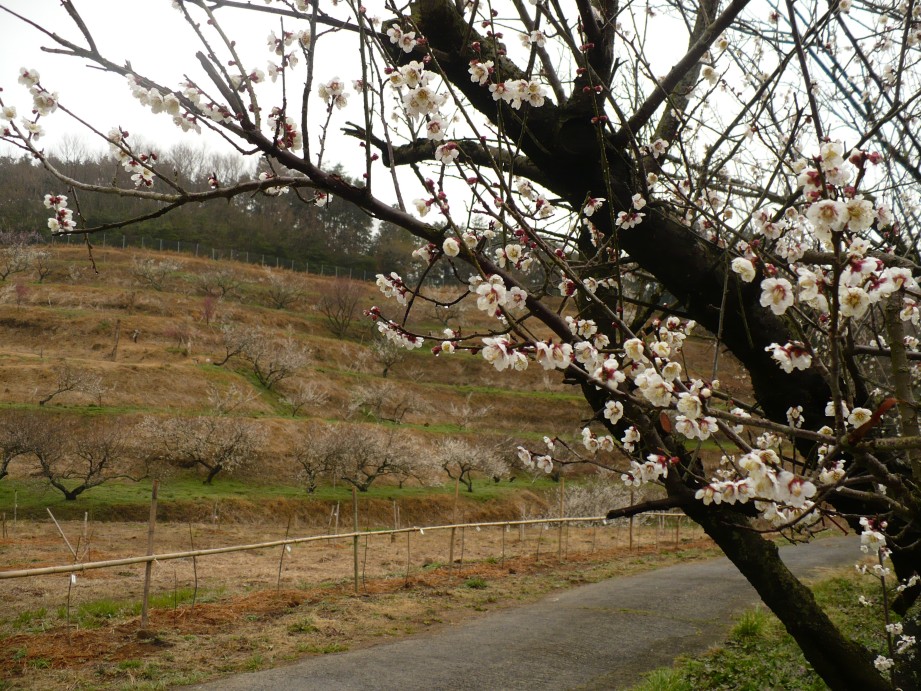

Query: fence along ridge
[0,514,689,580]
[51,233,373,283]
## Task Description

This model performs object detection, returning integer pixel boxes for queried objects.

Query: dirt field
[0,517,711,689]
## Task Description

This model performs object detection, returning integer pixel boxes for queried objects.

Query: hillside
[0,244,751,521]
[0,245,595,518]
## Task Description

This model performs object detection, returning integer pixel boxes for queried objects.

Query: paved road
[186,537,859,691]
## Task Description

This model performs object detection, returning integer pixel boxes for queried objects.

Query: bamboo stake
[140,479,159,632]
[46,508,77,559]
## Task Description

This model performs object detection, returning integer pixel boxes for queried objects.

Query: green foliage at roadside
[632,571,891,691]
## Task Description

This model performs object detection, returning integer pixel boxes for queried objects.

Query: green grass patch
[0,474,555,520]
[631,570,891,691]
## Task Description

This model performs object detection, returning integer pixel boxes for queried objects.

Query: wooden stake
[675,515,681,546]
[404,531,411,584]
[352,488,359,594]
[66,573,75,645]
[501,524,506,565]
[109,318,121,361]
[628,489,635,551]
[140,479,159,632]
[83,512,89,561]
[188,523,198,611]
[557,477,565,560]
[449,526,456,569]
[277,515,293,591]
[459,527,465,566]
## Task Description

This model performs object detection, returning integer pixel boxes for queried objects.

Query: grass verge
[631,569,892,691]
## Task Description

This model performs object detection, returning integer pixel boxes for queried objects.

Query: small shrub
[464,577,488,589]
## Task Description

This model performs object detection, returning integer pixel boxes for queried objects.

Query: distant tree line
[0,144,419,277]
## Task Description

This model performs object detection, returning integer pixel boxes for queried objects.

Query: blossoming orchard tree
[3,0,921,685]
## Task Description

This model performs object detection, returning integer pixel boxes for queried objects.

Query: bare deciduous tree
[369,334,407,379]
[308,423,419,492]
[434,438,509,492]
[281,380,330,416]
[17,416,136,500]
[192,267,243,300]
[348,382,415,424]
[244,330,310,390]
[32,249,53,282]
[0,411,32,480]
[130,256,180,291]
[0,237,34,282]
[317,278,364,338]
[37,362,105,407]
[263,268,304,310]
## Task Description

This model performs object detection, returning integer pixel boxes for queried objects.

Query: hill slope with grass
[0,245,593,520]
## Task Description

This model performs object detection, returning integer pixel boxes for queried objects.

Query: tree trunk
[681,494,887,690]
[204,464,222,485]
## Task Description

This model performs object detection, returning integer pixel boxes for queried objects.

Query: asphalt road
[185,537,859,691]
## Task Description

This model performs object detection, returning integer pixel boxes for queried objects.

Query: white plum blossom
[18,67,40,88]
[468,60,494,86]
[847,407,873,428]
[435,142,460,164]
[732,257,756,282]
[318,77,348,109]
[839,286,871,319]
[583,197,605,216]
[760,277,794,315]
[765,342,812,373]
[603,399,624,424]
[442,237,460,257]
[534,341,573,370]
[375,272,408,304]
[616,210,645,229]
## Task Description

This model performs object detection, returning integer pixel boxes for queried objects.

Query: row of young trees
[5,0,921,684]
[0,407,513,496]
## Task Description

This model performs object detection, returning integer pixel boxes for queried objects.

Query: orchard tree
[434,437,509,492]
[4,0,921,685]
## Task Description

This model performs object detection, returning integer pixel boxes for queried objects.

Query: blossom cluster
[107,127,157,188]
[127,75,200,133]
[43,193,74,234]
[694,448,819,527]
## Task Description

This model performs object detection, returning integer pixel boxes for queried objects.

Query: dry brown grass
[0,518,713,689]
[0,247,591,458]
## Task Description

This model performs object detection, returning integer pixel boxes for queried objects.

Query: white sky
[0,0,373,169]
[0,0,695,218]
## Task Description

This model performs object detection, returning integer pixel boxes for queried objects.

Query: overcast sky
[0,1,373,166]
